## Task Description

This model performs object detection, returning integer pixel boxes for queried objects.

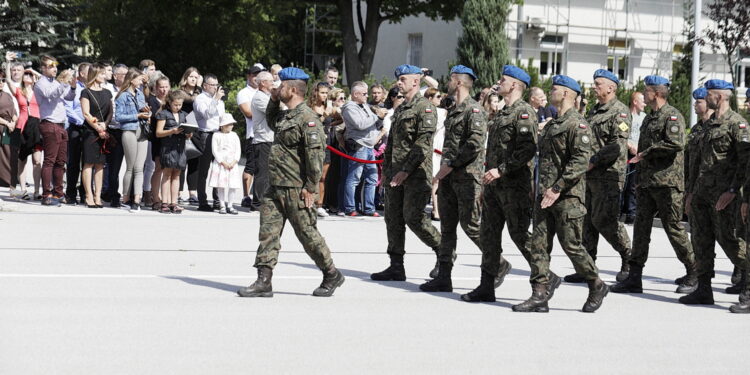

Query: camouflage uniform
[436,97,486,264]
[527,108,598,284]
[685,120,710,253]
[480,99,537,276]
[254,99,334,271]
[583,99,632,261]
[690,109,750,278]
[383,93,441,259]
[629,104,695,269]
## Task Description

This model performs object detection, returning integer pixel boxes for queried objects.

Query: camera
[423,69,434,77]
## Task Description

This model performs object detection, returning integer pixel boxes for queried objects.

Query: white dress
[432,108,447,177]
[207,131,242,189]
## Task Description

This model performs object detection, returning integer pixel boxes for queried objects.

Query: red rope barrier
[326,145,383,164]
[434,149,443,155]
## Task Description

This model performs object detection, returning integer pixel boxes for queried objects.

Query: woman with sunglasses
[307,82,334,217]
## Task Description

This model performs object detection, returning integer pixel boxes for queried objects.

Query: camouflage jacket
[440,97,486,181]
[586,98,630,182]
[485,98,537,189]
[537,108,593,201]
[383,92,437,190]
[636,103,685,190]
[693,109,750,200]
[266,99,326,192]
[684,120,709,194]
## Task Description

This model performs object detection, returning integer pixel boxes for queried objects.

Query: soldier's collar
[400,92,423,109]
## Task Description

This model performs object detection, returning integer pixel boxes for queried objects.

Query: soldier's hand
[685,193,693,215]
[482,168,501,185]
[434,164,453,181]
[540,188,560,209]
[742,203,748,223]
[300,189,315,208]
[390,171,409,187]
[270,87,280,101]
[715,192,736,211]
[629,153,643,164]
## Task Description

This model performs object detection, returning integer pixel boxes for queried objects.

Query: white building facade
[366,0,748,96]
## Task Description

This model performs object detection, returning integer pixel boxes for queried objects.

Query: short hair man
[369,83,386,107]
[621,91,646,223]
[64,62,91,204]
[237,67,344,298]
[33,55,77,206]
[513,75,608,313]
[341,81,383,217]
[370,64,442,281]
[325,67,339,87]
[237,64,265,207]
[529,86,557,129]
[139,59,156,74]
[611,75,698,296]
[193,73,226,211]
[249,71,275,212]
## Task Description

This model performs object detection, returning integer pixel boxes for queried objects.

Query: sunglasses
[396,95,405,99]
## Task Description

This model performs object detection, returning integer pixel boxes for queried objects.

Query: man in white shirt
[622,91,646,223]
[193,73,226,211]
[249,71,275,211]
[237,65,264,207]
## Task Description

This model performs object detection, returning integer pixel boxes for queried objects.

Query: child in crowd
[155,90,190,214]
[207,113,242,214]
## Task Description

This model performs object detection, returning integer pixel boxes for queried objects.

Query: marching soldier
[237,67,344,298]
[565,69,632,283]
[611,75,698,295]
[371,64,442,281]
[513,75,608,313]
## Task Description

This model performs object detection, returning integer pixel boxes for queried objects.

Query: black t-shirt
[80,88,113,125]
[155,109,187,134]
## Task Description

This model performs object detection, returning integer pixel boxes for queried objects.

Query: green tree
[456,0,517,90]
[0,0,85,67]
[704,0,750,86]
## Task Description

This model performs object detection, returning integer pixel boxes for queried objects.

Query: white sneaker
[316,207,329,217]
[128,203,141,213]
[336,211,345,217]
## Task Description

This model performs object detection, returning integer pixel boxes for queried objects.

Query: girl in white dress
[207,113,242,214]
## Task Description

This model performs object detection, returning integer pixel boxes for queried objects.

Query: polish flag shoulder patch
[425,108,433,113]
[578,123,587,129]
[307,122,316,127]
[472,108,480,113]
[739,123,747,129]
[619,113,628,118]
[520,113,530,119]
[669,116,678,121]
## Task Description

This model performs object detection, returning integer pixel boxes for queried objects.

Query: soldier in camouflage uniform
[419,65,487,293]
[371,64,442,281]
[460,65,538,302]
[611,75,698,295]
[737,87,750,314]
[565,70,632,284]
[238,67,344,298]
[684,88,712,266]
[513,75,609,313]
[679,80,750,311]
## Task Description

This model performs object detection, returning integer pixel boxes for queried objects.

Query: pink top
[14,87,40,131]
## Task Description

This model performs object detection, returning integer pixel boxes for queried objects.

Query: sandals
[160,203,171,214]
[152,202,162,211]
[170,204,183,214]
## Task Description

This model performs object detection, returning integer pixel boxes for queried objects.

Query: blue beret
[644,75,670,86]
[278,67,309,81]
[502,65,530,87]
[692,87,707,100]
[552,75,581,94]
[394,64,422,78]
[704,79,734,90]
[593,69,619,85]
[450,65,477,80]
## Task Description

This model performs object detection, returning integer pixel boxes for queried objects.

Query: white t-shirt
[236,85,258,139]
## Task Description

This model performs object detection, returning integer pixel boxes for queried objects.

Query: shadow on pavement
[162,275,309,296]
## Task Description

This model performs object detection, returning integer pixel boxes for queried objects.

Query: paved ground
[0,189,746,374]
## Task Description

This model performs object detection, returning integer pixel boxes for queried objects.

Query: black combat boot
[371,256,406,281]
[674,261,698,285]
[460,271,495,302]
[678,276,714,305]
[610,265,643,293]
[730,278,750,313]
[725,268,746,294]
[494,258,513,288]
[420,262,453,292]
[429,251,456,279]
[616,249,631,282]
[313,266,345,297]
[563,272,587,283]
[675,262,698,294]
[237,266,273,297]
[582,278,609,313]
[512,283,551,313]
[731,266,741,285]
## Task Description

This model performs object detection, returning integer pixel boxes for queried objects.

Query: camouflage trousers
[583,180,631,260]
[630,187,694,269]
[690,194,749,278]
[384,184,441,259]
[527,196,599,284]
[436,175,482,263]
[254,186,334,270]
[479,184,532,276]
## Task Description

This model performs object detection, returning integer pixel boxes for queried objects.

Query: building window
[540,51,563,76]
[607,38,630,80]
[407,33,422,67]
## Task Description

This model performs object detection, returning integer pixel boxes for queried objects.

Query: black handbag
[130,94,152,140]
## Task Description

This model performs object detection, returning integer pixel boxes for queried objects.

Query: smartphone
[14,51,26,58]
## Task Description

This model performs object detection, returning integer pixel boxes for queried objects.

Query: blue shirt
[34,76,76,124]
[64,81,86,127]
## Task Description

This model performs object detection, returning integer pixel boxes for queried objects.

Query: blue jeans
[344,145,377,214]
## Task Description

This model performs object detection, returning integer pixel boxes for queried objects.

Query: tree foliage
[456,0,515,90]
[0,0,85,67]
[704,0,750,85]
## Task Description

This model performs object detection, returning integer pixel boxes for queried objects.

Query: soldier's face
[447,75,459,96]
[397,75,419,94]
[643,87,656,106]
[593,78,614,101]
[706,90,721,110]
[497,76,512,96]
[549,85,564,107]
[694,99,707,115]
[279,82,293,103]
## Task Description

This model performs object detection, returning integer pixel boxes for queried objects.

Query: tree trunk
[338,0,382,85]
